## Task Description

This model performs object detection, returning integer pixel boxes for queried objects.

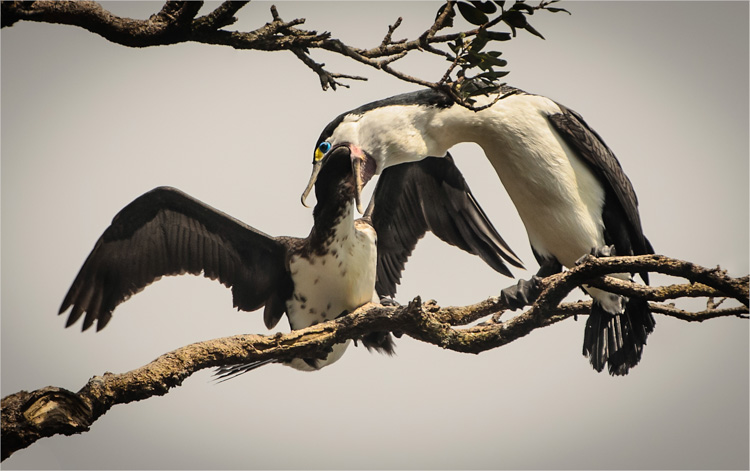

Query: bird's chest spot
[286,228,376,330]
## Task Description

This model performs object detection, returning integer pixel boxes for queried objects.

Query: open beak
[301,144,374,214]
[349,145,367,214]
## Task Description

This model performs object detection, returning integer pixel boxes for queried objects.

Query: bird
[302,85,655,376]
[59,144,522,378]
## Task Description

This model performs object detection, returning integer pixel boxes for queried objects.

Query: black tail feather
[359,331,397,355]
[583,297,655,376]
[212,359,277,382]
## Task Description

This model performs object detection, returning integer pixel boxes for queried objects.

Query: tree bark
[2,255,747,461]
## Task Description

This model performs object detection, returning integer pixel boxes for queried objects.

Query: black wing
[59,187,293,332]
[370,154,524,297]
[547,106,653,281]
[547,106,651,252]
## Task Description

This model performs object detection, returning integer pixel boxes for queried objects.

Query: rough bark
[2,255,747,460]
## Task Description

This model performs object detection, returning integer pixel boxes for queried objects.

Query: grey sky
[1,2,748,469]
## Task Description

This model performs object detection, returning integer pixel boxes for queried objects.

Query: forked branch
[2,255,747,460]
[1,1,567,108]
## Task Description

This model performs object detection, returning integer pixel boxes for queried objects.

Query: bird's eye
[314,141,332,162]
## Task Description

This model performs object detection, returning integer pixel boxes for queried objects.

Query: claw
[576,245,617,265]
[593,245,617,257]
[500,276,543,310]
[379,295,400,307]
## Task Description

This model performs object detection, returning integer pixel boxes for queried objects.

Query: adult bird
[60,146,522,377]
[303,86,655,376]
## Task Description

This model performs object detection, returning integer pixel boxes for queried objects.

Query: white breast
[284,215,378,370]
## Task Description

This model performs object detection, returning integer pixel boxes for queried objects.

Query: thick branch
[2,256,747,459]
[1,1,203,46]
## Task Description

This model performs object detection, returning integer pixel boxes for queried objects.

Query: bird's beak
[349,145,367,214]
[301,144,375,214]
[300,160,321,208]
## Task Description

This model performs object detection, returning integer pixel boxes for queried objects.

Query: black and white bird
[303,86,655,375]
[59,145,521,377]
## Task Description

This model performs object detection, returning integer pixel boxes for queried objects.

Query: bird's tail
[358,331,397,355]
[212,359,277,382]
[582,296,655,376]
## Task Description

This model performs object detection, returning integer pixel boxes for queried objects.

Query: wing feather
[547,106,653,283]
[547,106,651,256]
[371,154,523,297]
[59,187,292,331]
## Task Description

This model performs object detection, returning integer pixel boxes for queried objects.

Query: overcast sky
[2,1,748,469]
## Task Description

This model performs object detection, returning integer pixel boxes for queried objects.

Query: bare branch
[1,1,558,96]
[649,302,748,322]
[193,1,248,32]
[291,48,367,91]
[2,255,747,460]
[380,17,404,48]
[1,1,202,46]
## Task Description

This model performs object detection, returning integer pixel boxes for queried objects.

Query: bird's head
[301,142,377,213]
[301,89,455,213]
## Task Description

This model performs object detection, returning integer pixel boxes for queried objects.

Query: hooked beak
[301,144,374,214]
[300,160,321,208]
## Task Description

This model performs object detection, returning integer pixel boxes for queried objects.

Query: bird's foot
[376,296,403,338]
[576,245,617,265]
[500,276,544,310]
[379,295,400,307]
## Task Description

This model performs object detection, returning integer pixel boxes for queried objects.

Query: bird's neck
[421,104,495,154]
[310,191,356,252]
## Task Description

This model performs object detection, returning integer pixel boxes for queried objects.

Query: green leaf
[479,54,507,67]
[511,1,535,13]
[486,31,512,41]
[503,10,527,28]
[464,50,484,66]
[547,7,571,15]
[457,1,489,25]
[470,1,498,14]
[524,21,545,39]
[469,31,489,52]
[467,84,500,97]
[435,2,456,26]
[476,70,510,80]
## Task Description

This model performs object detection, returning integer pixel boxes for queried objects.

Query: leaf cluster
[438,1,570,107]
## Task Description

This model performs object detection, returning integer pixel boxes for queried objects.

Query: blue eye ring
[318,141,331,154]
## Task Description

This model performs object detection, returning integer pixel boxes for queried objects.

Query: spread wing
[370,154,524,297]
[59,186,293,332]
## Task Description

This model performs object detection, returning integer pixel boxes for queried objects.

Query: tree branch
[1,1,561,105]
[2,255,747,460]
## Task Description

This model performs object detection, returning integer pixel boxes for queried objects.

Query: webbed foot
[576,245,617,265]
[379,295,400,307]
[500,275,544,310]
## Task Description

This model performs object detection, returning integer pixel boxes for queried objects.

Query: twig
[291,48,367,90]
